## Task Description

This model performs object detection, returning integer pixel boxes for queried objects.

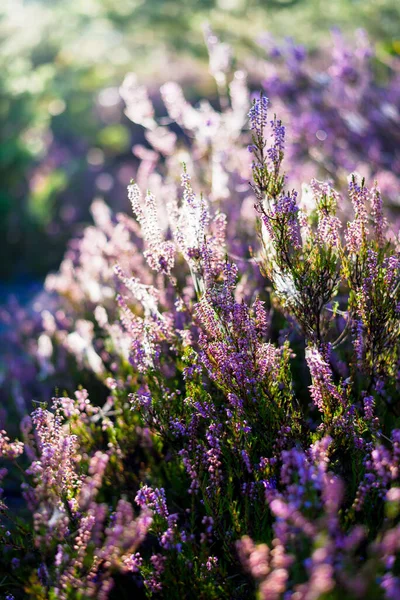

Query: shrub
[1,47,400,599]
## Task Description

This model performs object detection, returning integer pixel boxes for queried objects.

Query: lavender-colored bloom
[128,183,176,276]
[305,346,346,414]
[135,485,169,519]
[267,116,285,173]
[249,95,269,137]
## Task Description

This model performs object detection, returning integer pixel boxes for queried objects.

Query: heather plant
[2,78,400,599]
[0,392,153,599]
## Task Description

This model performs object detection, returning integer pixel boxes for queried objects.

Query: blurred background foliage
[1,0,400,284]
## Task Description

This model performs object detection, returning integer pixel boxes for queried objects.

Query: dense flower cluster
[1,31,400,600]
[1,394,152,599]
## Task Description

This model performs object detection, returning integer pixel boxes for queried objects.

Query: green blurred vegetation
[1,0,400,280]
